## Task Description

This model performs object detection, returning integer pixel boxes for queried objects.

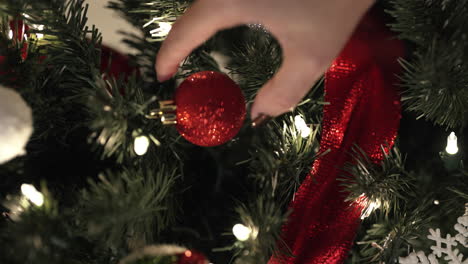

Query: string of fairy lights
[133,113,461,222]
[14,121,459,246]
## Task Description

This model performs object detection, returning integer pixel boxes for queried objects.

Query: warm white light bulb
[232,223,252,241]
[8,30,13,39]
[159,22,172,33]
[445,132,458,155]
[36,25,44,39]
[358,194,381,220]
[134,135,150,156]
[294,115,311,138]
[150,22,173,38]
[21,184,44,206]
[361,200,381,220]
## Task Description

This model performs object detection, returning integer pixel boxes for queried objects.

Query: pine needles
[388,0,468,128]
[340,146,414,217]
[78,165,180,251]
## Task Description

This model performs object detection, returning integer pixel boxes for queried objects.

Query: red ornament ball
[177,250,209,264]
[175,71,246,147]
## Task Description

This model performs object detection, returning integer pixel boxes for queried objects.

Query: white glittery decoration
[248,23,269,34]
[399,204,468,264]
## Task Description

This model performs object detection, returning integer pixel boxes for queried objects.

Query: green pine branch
[229,114,321,263]
[1,183,115,264]
[232,195,290,264]
[249,115,320,203]
[399,46,468,128]
[227,30,283,102]
[0,0,103,145]
[107,0,189,88]
[77,164,180,251]
[339,145,415,217]
[388,0,468,128]
[353,200,435,264]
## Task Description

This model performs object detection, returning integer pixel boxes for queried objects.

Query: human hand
[155,0,374,123]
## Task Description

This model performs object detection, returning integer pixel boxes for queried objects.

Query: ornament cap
[147,100,177,125]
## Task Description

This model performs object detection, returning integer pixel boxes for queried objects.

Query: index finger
[155,0,244,82]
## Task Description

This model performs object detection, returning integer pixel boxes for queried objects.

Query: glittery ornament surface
[248,23,270,34]
[177,250,209,264]
[175,71,246,147]
[269,9,405,264]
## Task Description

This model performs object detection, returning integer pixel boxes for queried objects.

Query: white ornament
[0,85,33,164]
[399,205,468,264]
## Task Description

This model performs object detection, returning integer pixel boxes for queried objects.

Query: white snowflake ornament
[0,85,33,164]
[400,204,468,264]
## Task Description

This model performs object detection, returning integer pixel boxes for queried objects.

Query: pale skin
[155,0,375,120]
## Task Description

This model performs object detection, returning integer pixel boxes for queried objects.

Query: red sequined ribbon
[269,9,405,264]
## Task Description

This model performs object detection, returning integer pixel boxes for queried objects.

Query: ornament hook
[146,100,177,125]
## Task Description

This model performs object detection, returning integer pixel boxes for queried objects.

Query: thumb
[155,0,243,82]
[250,56,325,120]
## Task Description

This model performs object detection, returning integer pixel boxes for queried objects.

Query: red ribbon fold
[269,9,405,264]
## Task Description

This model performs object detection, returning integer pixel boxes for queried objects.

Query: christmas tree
[0,0,467,264]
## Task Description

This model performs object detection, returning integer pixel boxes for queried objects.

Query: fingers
[155,0,243,82]
[250,55,326,120]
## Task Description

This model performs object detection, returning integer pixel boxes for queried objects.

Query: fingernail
[251,113,272,128]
